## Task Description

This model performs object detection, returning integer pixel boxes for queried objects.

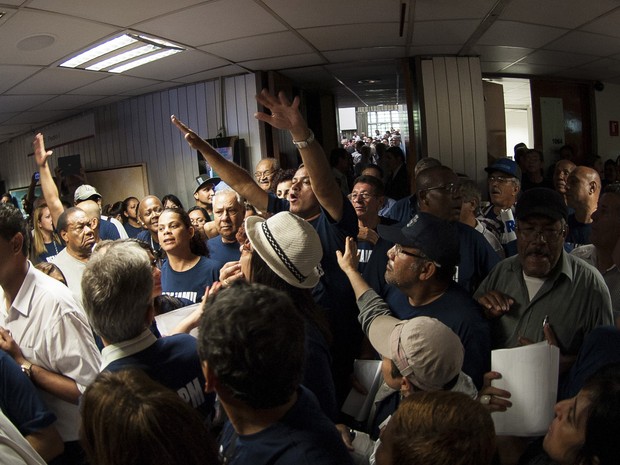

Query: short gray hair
[82,241,153,343]
[213,188,244,206]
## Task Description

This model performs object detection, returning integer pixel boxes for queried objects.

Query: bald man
[565,166,601,250]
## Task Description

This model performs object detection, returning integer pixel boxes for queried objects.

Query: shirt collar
[9,262,35,318]
[100,328,157,370]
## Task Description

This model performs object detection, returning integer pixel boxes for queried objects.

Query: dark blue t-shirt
[161,256,219,302]
[99,218,120,240]
[207,235,241,269]
[565,213,592,252]
[219,386,353,465]
[104,334,214,419]
[455,222,501,294]
[0,351,56,436]
[124,222,143,239]
[382,282,491,389]
[384,194,417,226]
[36,240,65,263]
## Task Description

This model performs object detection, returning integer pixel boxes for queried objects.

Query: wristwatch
[292,129,315,149]
[21,361,33,379]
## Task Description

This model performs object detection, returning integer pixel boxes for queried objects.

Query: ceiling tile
[0,65,43,93]
[121,51,229,81]
[501,0,620,29]
[173,65,249,83]
[502,62,564,76]
[411,20,480,45]
[471,45,533,63]
[240,53,325,71]
[6,68,107,95]
[414,0,493,20]
[35,95,110,111]
[262,0,401,28]
[582,9,620,39]
[26,0,207,27]
[520,50,599,67]
[0,9,119,66]
[408,45,460,55]
[545,31,620,57]
[479,21,568,48]
[68,75,162,95]
[0,95,56,112]
[0,112,20,124]
[5,110,75,125]
[200,32,314,63]
[300,23,404,50]
[136,0,286,47]
[323,47,407,63]
[480,61,515,73]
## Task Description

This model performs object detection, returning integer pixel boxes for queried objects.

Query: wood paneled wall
[418,56,487,182]
[0,74,262,208]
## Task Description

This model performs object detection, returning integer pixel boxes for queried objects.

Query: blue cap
[485,158,522,180]
[378,212,460,268]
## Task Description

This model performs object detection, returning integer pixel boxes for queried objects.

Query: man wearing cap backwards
[475,188,613,374]
[193,174,220,220]
[338,213,491,390]
[479,157,522,257]
[172,90,360,404]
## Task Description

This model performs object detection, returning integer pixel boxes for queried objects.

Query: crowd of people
[0,88,619,465]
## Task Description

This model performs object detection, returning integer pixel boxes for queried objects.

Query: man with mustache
[253,157,281,193]
[474,188,613,374]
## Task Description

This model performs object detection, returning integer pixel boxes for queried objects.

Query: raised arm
[32,134,64,228]
[255,89,344,221]
[171,116,269,211]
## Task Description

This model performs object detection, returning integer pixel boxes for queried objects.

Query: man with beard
[475,188,613,374]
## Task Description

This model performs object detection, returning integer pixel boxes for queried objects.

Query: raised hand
[33,133,53,168]
[254,89,309,139]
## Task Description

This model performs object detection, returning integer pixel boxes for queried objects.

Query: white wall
[0,73,261,208]
[505,108,532,157]
[595,82,620,163]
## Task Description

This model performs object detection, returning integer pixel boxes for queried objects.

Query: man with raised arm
[172,89,360,403]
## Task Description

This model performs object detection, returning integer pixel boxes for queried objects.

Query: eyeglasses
[516,226,565,242]
[254,170,274,179]
[488,176,516,184]
[421,182,459,195]
[393,244,442,267]
[349,192,376,201]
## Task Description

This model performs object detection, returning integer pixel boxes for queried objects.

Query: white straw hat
[245,212,323,289]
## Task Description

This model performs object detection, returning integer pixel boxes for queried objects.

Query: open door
[483,80,507,164]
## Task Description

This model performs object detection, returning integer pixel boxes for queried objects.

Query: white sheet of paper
[341,360,382,422]
[154,303,201,338]
[491,341,560,436]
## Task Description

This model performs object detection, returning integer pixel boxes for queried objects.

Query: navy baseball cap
[485,158,522,180]
[378,212,460,268]
[516,188,568,222]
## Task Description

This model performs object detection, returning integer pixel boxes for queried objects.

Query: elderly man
[565,166,601,250]
[206,189,244,269]
[0,204,100,464]
[52,207,95,303]
[172,89,359,404]
[340,214,491,390]
[198,282,353,465]
[73,184,126,240]
[479,158,521,257]
[572,184,620,324]
[254,157,280,192]
[82,241,213,419]
[475,188,613,373]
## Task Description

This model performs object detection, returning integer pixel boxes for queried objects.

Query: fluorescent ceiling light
[109,49,183,73]
[60,33,184,73]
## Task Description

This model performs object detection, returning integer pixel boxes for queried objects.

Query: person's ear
[400,376,413,397]
[201,361,218,393]
[11,233,23,255]
[418,261,437,281]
